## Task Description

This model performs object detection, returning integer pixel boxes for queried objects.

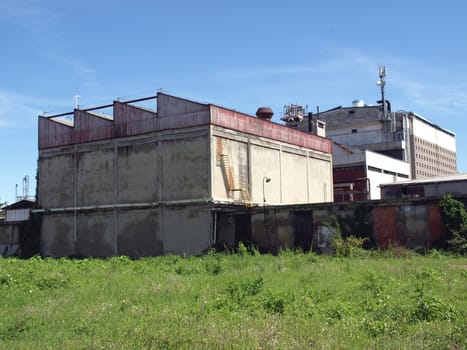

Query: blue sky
[1,0,466,203]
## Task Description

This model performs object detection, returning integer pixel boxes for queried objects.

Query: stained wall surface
[37,93,333,257]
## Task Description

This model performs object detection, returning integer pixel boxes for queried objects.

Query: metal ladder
[220,154,251,205]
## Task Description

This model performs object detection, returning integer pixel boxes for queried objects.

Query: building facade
[37,93,333,257]
[333,143,410,201]
[295,102,457,179]
[380,174,467,200]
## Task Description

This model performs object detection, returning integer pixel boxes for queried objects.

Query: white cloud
[0,0,99,89]
[213,48,376,81]
[0,90,69,129]
[212,47,467,120]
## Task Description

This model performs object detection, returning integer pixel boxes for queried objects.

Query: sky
[1,0,466,204]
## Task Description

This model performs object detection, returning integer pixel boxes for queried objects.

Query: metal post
[263,177,271,205]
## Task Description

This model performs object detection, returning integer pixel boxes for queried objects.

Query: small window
[348,110,355,115]
[351,129,358,133]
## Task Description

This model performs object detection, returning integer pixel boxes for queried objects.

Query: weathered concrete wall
[77,211,115,257]
[77,148,114,206]
[211,129,332,205]
[215,197,454,254]
[116,208,161,257]
[41,213,76,257]
[160,135,210,201]
[247,209,308,253]
[38,154,75,208]
[161,206,212,254]
[38,93,334,258]
[39,128,211,207]
[0,223,20,256]
[117,142,158,203]
[308,156,333,202]
[313,200,444,250]
[40,204,212,258]
[249,143,281,204]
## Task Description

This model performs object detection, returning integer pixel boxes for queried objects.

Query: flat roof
[316,105,455,137]
[411,112,455,137]
[380,173,467,188]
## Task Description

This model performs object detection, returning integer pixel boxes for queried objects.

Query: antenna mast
[376,65,387,119]
[22,175,29,199]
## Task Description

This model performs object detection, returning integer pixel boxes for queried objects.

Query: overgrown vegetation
[0,251,465,349]
[439,194,467,254]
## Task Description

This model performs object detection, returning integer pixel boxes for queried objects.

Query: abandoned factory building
[37,93,333,257]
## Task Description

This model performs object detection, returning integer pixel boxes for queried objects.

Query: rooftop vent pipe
[256,107,274,121]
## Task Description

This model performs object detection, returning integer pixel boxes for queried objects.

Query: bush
[439,195,467,254]
[331,236,368,257]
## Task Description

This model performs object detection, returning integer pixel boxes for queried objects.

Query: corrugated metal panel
[73,110,114,144]
[114,102,158,137]
[429,205,443,243]
[6,209,30,222]
[157,93,211,129]
[39,93,331,153]
[210,106,332,154]
[38,116,73,148]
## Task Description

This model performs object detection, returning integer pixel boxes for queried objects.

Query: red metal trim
[210,106,331,154]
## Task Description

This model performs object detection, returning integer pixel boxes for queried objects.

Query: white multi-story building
[296,101,457,179]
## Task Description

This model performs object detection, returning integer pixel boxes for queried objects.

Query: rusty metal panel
[158,111,210,130]
[73,110,113,144]
[397,205,431,248]
[38,116,73,149]
[114,102,158,137]
[374,206,398,248]
[210,106,332,154]
[157,93,210,117]
[429,204,443,243]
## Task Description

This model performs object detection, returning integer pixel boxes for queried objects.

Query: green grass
[0,250,466,349]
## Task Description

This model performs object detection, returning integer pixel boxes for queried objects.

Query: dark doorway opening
[235,214,252,246]
[293,211,313,252]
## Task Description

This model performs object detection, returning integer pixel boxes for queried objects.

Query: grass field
[0,249,466,349]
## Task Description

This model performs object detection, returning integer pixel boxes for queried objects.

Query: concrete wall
[215,196,452,254]
[0,223,20,256]
[211,128,333,205]
[40,204,212,258]
[39,127,211,209]
[38,125,212,257]
[37,93,333,258]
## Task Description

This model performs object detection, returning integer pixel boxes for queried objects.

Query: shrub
[439,195,467,254]
[331,236,368,257]
[411,286,457,322]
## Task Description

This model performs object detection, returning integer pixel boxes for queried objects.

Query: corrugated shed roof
[380,173,467,187]
[2,199,36,210]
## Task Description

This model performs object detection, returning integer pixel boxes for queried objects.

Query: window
[351,129,358,133]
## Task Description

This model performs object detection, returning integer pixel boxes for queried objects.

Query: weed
[0,251,465,348]
[411,286,457,322]
[332,235,368,257]
[263,292,286,314]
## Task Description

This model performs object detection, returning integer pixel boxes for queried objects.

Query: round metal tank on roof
[256,107,274,121]
[352,100,365,107]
